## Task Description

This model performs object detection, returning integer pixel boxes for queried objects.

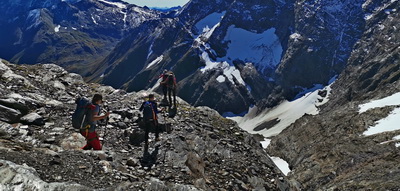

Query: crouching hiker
[139,94,163,149]
[78,94,110,150]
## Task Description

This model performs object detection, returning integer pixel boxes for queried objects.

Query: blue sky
[122,0,190,7]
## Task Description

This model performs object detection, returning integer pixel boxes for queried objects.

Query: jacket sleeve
[139,102,145,111]
[153,102,160,114]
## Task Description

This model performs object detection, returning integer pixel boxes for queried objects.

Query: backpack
[142,101,156,121]
[162,73,168,81]
[72,97,92,129]
[167,73,175,87]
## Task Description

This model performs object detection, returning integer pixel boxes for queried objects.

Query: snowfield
[230,81,333,137]
[219,26,283,72]
[230,79,335,175]
[146,55,164,69]
[359,92,400,143]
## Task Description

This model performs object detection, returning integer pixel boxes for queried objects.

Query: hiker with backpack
[161,71,177,109]
[139,94,163,147]
[73,94,110,150]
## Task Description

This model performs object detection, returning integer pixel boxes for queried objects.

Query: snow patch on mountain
[359,92,400,113]
[230,81,333,137]
[358,92,400,136]
[269,156,291,176]
[363,108,400,136]
[97,0,127,9]
[260,139,291,175]
[193,11,226,47]
[200,52,245,86]
[195,12,226,34]
[54,25,61,32]
[394,135,400,147]
[193,12,248,88]
[146,55,163,69]
[91,15,98,24]
[216,75,225,83]
[27,9,41,29]
[219,26,283,73]
[290,33,302,42]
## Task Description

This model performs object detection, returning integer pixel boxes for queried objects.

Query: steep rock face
[0,0,160,74]
[276,0,366,94]
[0,59,290,190]
[268,1,400,190]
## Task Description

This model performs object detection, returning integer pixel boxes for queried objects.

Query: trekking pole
[102,106,110,148]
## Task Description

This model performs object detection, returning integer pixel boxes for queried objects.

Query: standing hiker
[161,71,177,108]
[80,94,110,150]
[139,94,162,147]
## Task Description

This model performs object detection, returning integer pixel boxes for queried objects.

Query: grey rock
[185,152,205,179]
[117,122,127,129]
[0,98,29,115]
[20,113,45,126]
[127,158,139,167]
[0,160,90,191]
[0,104,22,123]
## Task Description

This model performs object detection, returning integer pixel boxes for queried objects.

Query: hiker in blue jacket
[139,94,163,147]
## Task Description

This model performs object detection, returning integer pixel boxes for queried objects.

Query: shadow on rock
[140,145,159,169]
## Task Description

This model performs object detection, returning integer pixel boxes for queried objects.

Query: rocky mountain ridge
[0,58,291,190]
[0,0,161,74]
[267,0,400,190]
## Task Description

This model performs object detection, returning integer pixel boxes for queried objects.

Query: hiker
[159,69,168,100]
[139,94,162,147]
[80,94,110,150]
[161,71,177,108]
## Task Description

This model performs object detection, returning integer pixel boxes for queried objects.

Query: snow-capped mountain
[0,0,160,74]
[89,0,290,114]
[91,0,387,115]
[1,0,395,116]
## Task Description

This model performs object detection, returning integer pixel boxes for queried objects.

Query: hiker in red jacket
[81,94,110,150]
[161,71,177,108]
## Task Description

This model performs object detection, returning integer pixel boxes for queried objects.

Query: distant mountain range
[0,0,161,75]
[0,0,394,115]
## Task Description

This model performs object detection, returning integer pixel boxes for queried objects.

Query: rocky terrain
[0,59,290,190]
[268,0,400,190]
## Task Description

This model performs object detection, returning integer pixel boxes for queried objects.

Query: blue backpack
[72,97,92,129]
[142,101,156,121]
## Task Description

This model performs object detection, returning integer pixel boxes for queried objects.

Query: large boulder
[0,98,29,115]
[20,113,45,126]
[0,160,90,191]
[185,152,205,179]
[0,104,22,123]
[60,133,86,150]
